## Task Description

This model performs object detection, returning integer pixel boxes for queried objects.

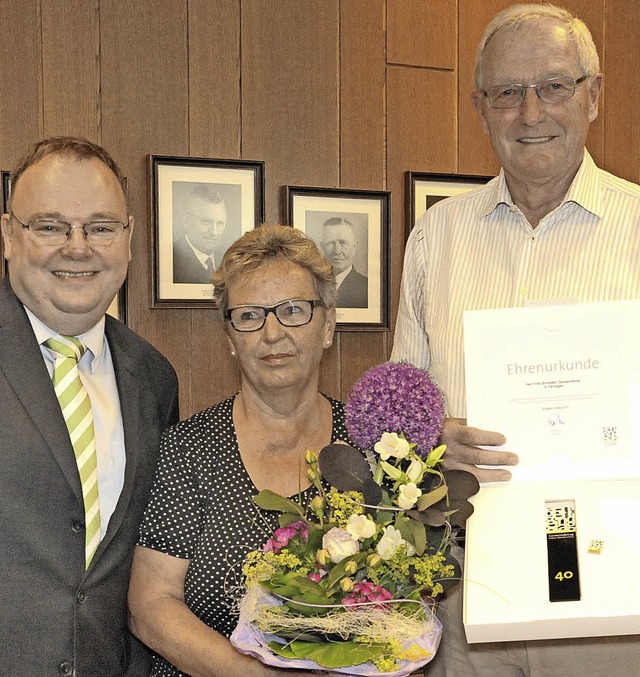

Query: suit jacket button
[71,519,84,533]
[58,661,74,675]
[76,590,87,604]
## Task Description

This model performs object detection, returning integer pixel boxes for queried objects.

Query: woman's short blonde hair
[212,224,337,317]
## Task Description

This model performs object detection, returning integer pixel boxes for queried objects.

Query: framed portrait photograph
[150,155,265,307]
[406,172,494,239]
[286,186,390,330]
[1,171,9,276]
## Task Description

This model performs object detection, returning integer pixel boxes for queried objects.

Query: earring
[324,341,332,348]
[230,350,236,357]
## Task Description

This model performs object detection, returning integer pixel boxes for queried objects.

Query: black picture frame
[1,171,9,276]
[150,154,265,308]
[405,172,494,240]
[286,185,390,331]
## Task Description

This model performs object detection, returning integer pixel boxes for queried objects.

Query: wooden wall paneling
[0,0,42,171]
[188,0,243,413]
[187,0,241,159]
[318,339,341,401]
[458,0,515,176]
[387,67,457,183]
[387,0,456,69]
[339,332,387,400]
[386,66,457,339]
[241,0,340,222]
[0,0,42,270]
[190,311,240,414]
[40,0,99,140]
[338,0,388,391]
[340,0,386,190]
[561,0,604,167]
[100,0,194,417]
[602,0,640,182]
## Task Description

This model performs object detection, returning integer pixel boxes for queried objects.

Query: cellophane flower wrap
[230,362,480,675]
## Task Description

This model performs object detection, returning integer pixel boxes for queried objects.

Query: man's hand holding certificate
[462,300,640,644]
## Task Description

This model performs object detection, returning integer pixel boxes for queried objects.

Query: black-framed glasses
[11,214,129,246]
[483,75,588,109]
[226,299,324,332]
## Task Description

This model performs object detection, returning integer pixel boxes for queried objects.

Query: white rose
[322,527,360,563]
[397,482,422,510]
[374,432,411,461]
[345,514,376,541]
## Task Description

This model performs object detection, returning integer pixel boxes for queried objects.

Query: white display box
[464,479,640,643]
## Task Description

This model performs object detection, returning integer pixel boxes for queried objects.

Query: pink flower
[308,572,323,583]
[341,580,393,608]
[263,521,308,553]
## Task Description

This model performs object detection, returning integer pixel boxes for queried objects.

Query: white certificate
[464,300,640,482]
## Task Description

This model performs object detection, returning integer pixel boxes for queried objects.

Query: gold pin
[588,539,604,554]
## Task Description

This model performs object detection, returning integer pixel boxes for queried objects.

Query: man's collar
[335,265,353,286]
[483,150,601,219]
[185,234,214,268]
[25,306,106,359]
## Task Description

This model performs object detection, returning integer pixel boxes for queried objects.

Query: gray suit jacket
[0,277,179,677]
[172,235,214,284]
[337,267,368,308]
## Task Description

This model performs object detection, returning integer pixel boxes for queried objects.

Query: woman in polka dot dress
[129,225,350,676]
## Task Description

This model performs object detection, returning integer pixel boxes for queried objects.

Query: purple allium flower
[345,361,445,455]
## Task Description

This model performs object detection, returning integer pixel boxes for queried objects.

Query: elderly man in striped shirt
[392,4,640,677]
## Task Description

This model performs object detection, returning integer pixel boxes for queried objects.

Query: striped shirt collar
[482,150,602,220]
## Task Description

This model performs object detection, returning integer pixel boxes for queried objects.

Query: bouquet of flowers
[230,362,480,675]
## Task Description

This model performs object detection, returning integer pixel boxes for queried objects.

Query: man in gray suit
[0,136,179,676]
[320,217,368,308]
[173,184,227,283]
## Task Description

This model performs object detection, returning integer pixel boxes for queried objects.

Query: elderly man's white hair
[473,3,600,90]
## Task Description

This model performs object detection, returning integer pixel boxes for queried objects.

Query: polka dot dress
[138,394,349,676]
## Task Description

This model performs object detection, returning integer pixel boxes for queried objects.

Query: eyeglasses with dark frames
[10,213,130,246]
[483,75,588,109]
[225,298,324,332]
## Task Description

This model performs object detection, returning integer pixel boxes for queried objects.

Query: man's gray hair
[189,183,224,204]
[473,3,600,90]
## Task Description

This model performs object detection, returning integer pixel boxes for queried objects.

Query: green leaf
[268,639,386,668]
[260,580,300,598]
[424,444,446,467]
[380,460,403,481]
[374,510,394,525]
[318,443,372,491]
[283,593,335,616]
[307,525,324,553]
[324,552,366,590]
[288,575,327,597]
[253,490,305,516]
[408,518,427,556]
[416,484,448,511]
[278,512,305,528]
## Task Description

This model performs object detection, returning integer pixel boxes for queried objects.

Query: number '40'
[555,570,574,581]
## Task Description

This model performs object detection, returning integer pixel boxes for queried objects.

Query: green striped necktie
[44,335,101,568]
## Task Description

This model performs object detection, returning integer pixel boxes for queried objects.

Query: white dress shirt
[27,308,126,537]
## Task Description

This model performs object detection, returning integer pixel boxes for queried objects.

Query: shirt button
[530,236,536,242]
[71,520,84,534]
[76,590,87,604]
[58,661,74,675]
